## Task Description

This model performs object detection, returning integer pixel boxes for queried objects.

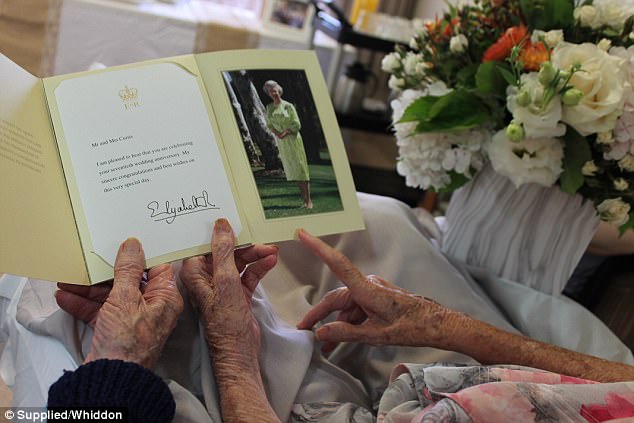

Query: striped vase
[441,164,599,295]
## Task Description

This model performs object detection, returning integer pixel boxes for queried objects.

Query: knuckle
[114,259,143,281]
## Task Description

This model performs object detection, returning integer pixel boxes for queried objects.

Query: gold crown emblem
[118,85,138,101]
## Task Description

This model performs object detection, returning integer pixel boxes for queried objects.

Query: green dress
[266,100,310,181]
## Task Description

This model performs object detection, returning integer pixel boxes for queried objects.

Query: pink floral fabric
[290,363,634,423]
[390,364,634,423]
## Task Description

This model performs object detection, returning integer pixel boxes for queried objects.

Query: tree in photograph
[223,73,262,168]
[229,71,282,171]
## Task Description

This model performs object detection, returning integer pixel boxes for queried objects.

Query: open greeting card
[0,50,364,285]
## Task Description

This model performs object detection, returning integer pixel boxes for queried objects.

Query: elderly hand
[56,238,183,369]
[296,229,459,353]
[179,219,278,361]
[180,219,280,423]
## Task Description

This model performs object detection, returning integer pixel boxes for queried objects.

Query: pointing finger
[297,229,369,299]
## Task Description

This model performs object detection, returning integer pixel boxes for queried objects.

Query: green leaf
[398,90,490,133]
[475,62,507,97]
[496,64,518,87]
[560,128,592,194]
[456,63,479,89]
[618,212,634,236]
[520,0,574,31]
[398,96,440,123]
[425,90,490,132]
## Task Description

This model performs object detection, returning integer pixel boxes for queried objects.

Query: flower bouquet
[382,0,634,232]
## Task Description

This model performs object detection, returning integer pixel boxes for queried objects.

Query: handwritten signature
[147,190,219,224]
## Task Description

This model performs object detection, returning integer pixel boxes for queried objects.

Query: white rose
[552,42,628,136]
[597,197,631,226]
[531,29,563,48]
[507,73,566,139]
[598,2,630,30]
[574,5,600,28]
[415,62,431,74]
[488,130,564,188]
[582,160,599,176]
[449,34,468,53]
[388,75,405,91]
[545,30,564,47]
[402,52,422,76]
[381,52,401,73]
[619,153,634,171]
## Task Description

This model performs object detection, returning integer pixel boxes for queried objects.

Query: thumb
[315,321,369,344]
[113,238,145,294]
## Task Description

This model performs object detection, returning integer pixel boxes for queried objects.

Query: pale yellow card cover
[0,54,88,285]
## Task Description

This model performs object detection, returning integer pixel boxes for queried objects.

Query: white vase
[441,164,600,295]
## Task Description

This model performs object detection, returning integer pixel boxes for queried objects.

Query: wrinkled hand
[179,219,278,361]
[56,238,183,369]
[296,229,454,353]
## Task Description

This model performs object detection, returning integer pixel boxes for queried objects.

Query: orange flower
[443,18,460,37]
[426,17,459,41]
[519,41,549,71]
[482,25,528,62]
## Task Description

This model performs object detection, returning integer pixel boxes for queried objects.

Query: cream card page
[51,62,241,267]
[1,51,364,285]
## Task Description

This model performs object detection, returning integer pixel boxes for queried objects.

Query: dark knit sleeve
[48,359,175,423]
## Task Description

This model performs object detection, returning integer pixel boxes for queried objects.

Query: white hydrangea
[395,130,488,191]
[507,73,566,139]
[488,130,564,188]
[391,88,487,191]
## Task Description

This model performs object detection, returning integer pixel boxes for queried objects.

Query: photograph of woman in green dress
[263,80,313,209]
[222,68,343,220]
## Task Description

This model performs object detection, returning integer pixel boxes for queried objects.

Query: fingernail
[214,219,231,234]
[295,228,305,240]
[123,238,141,254]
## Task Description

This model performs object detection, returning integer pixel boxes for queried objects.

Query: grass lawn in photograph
[253,163,344,219]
